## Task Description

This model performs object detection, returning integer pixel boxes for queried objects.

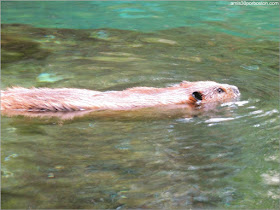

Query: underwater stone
[36,73,64,83]
[1,33,50,65]
[92,56,144,62]
[141,37,177,45]
[48,173,55,178]
[240,64,259,71]
[89,30,109,39]
[4,154,18,161]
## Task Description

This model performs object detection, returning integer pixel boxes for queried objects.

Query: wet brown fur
[1,81,240,112]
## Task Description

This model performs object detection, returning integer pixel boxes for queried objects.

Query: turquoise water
[2,1,279,40]
[1,1,279,209]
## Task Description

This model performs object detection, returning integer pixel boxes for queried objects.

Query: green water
[1,1,279,209]
[2,1,279,40]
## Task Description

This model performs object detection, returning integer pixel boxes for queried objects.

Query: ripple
[205,117,235,123]
[262,172,280,186]
[222,100,249,107]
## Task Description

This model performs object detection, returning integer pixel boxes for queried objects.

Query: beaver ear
[188,91,203,105]
[179,81,192,87]
[192,91,203,101]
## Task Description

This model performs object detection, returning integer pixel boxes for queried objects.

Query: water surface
[1,1,279,209]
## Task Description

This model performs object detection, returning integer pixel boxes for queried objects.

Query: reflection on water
[1,7,279,209]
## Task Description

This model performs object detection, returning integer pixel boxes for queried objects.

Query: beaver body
[1,81,240,112]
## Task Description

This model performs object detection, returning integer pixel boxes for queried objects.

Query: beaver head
[179,81,240,105]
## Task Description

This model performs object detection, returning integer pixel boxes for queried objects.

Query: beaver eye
[217,88,225,94]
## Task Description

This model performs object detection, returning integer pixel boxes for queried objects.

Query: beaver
[1,81,240,113]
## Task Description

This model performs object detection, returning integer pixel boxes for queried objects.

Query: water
[2,1,279,40]
[1,1,279,209]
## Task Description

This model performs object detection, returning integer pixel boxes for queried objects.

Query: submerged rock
[36,73,64,83]
[141,37,177,45]
[1,30,50,66]
[89,30,110,40]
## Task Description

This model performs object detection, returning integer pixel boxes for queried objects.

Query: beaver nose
[232,86,240,96]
